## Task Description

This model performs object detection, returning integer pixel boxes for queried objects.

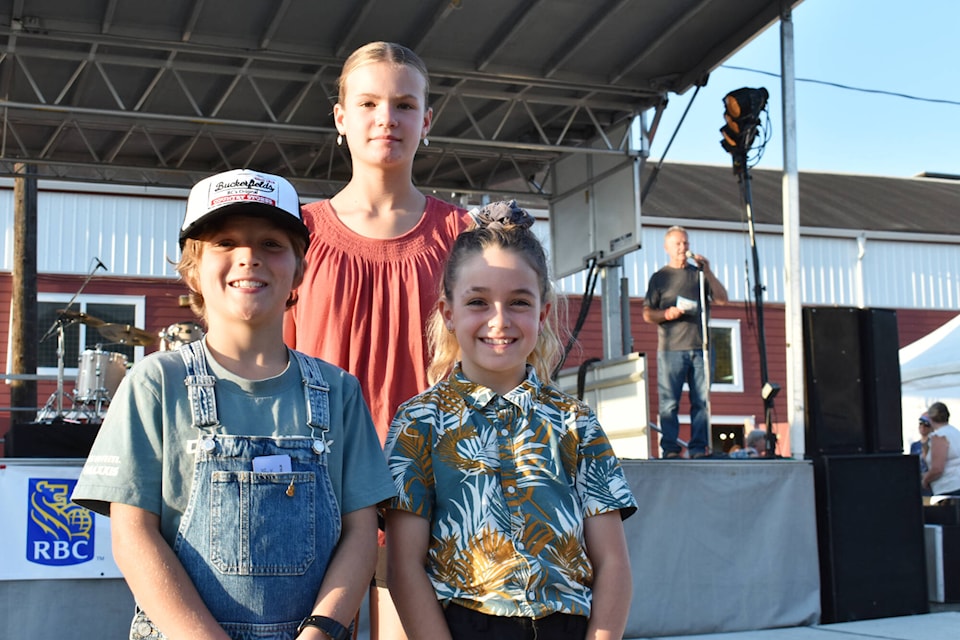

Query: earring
[446,324,454,334]
[422,137,429,147]
[336,134,343,146]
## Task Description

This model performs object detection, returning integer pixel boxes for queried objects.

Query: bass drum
[75,349,128,403]
[160,322,205,351]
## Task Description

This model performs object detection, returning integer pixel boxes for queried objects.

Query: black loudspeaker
[859,308,903,453]
[803,306,903,456]
[814,454,928,623]
[803,307,866,455]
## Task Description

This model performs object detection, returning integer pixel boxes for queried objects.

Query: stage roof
[0,0,802,202]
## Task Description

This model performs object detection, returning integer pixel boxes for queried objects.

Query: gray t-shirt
[72,342,395,547]
[644,264,713,351]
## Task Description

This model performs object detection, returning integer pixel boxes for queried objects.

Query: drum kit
[158,322,206,352]
[38,310,204,424]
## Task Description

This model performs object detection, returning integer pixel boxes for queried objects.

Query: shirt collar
[448,363,541,412]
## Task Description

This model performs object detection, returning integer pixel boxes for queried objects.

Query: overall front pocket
[209,470,316,576]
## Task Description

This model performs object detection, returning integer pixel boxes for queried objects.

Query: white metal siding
[3,185,960,311]
[556,224,960,311]
[0,188,183,278]
[863,240,960,310]
[798,236,859,306]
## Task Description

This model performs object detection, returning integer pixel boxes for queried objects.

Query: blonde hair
[176,221,307,320]
[427,220,563,386]
[338,41,431,105]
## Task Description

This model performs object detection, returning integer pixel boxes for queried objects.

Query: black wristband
[296,615,350,640]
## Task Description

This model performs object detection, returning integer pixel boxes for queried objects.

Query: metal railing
[1,372,69,447]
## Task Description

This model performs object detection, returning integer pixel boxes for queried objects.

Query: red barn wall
[1,279,956,458]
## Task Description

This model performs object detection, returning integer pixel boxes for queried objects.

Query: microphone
[95,257,108,272]
[685,251,695,260]
[686,250,703,270]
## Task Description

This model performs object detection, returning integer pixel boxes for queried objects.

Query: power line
[722,64,960,107]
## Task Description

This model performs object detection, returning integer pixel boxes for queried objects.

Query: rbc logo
[26,478,94,566]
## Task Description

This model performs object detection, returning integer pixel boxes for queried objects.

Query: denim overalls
[130,341,342,640]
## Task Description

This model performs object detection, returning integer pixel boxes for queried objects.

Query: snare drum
[75,349,128,403]
[160,322,205,351]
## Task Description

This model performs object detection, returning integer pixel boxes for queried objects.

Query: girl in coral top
[283,41,471,640]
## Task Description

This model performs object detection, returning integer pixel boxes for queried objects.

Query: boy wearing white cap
[73,169,394,640]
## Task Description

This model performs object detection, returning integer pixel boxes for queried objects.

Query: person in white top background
[922,401,960,497]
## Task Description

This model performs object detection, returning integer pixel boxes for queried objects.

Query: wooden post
[10,162,38,424]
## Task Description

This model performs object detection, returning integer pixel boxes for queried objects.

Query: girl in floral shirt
[384,201,638,640]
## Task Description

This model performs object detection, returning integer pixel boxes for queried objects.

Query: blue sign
[26,478,95,566]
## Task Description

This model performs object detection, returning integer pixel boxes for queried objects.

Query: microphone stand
[648,421,689,453]
[734,155,778,457]
[693,256,713,447]
[38,259,106,420]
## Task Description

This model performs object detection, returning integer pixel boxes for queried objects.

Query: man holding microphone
[643,226,728,459]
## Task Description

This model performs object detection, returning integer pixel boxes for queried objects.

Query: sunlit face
[334,61,432,169]
[664,229,689,267]
[440,246,550,395]
[189,215,300,332]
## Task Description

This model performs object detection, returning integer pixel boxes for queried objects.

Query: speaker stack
[803,307,903,455]
[802,306,928,623]
[812,454,928,622]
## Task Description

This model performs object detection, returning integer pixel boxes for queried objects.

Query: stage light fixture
[761,381,780,401]
[719,87,769,154]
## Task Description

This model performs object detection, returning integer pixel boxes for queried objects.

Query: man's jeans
[657,349,710,456]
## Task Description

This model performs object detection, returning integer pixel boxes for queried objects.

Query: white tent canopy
[900,314,960,451]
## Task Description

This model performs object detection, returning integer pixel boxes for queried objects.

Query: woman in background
[923,401,960,496]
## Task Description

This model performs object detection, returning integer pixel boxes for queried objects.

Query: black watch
[296,615,350,640]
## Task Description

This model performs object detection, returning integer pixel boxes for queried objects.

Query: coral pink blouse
[285,196,471,444]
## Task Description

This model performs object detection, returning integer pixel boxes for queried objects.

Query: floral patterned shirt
[385,364,638,619]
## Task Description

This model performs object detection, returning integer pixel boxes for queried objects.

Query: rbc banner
[0,461,121,580]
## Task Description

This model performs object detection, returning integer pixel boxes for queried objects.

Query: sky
[647,0,960,178]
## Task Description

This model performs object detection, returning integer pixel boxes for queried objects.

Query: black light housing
[719,87,769,154]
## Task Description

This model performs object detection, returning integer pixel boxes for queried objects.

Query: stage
[1,456,821,638]
[620,459,820,637]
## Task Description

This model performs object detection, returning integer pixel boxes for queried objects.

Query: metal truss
[0,0,789,202]
[0,1,669,203]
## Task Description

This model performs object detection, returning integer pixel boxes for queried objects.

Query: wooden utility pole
[11,162,38,424]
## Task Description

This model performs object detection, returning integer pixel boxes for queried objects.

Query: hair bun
[470,200,534,231]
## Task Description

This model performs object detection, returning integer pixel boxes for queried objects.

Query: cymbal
[97,323,156,346]
[57,309,105,328]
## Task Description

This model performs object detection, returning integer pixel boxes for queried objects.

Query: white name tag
[252,454,292,473]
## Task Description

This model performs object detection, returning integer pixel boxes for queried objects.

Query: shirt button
[500,428,509,437]
[527,591,536,600]
[506,486,516,494]
[515,542,525,551]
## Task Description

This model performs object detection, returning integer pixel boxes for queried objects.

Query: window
[36,293,146,377]
[708,318,743,392]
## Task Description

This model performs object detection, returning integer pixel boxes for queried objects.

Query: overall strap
[180,340,218,429]
[291,350,333,452]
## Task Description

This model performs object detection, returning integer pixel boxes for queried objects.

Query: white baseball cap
[179,169,309,249]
